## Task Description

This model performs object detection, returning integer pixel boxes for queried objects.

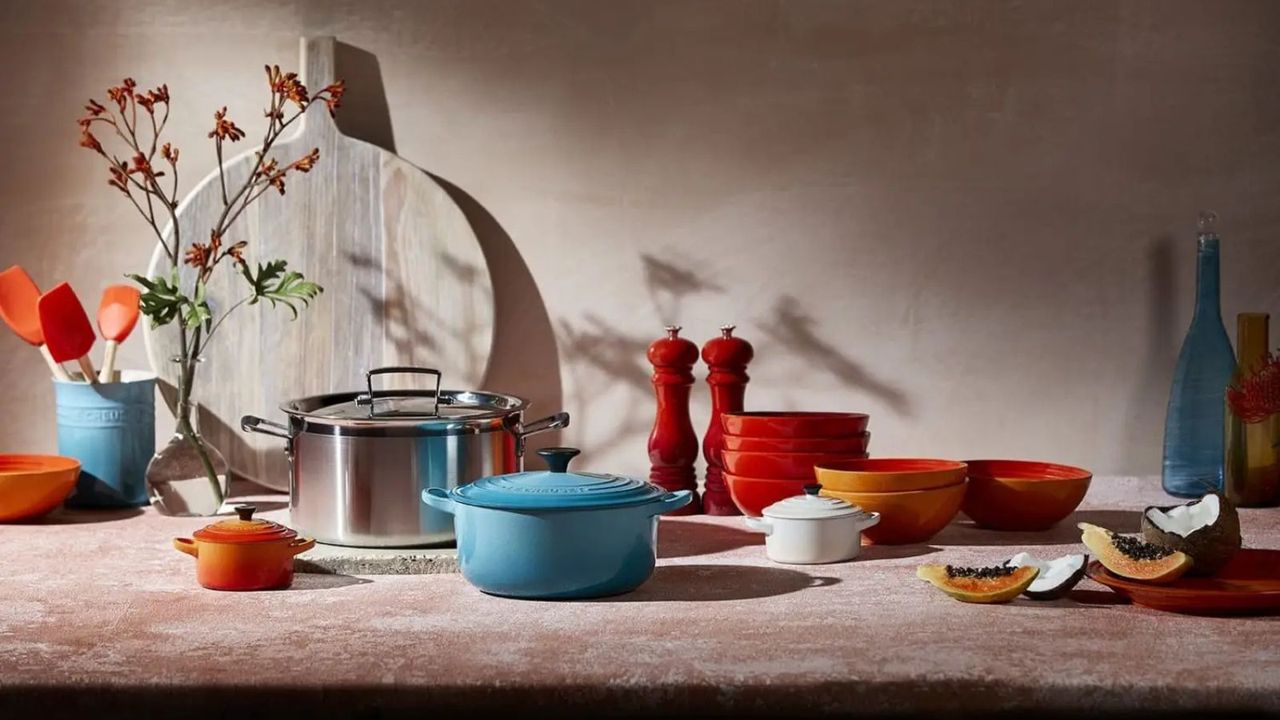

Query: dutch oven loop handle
[515,412,571,456]
[354,366,443,418]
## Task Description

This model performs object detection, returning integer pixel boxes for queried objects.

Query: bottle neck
[1192,236,1222,323]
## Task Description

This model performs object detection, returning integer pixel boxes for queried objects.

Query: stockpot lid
[280,366,529,428]
[762,484,867,520]
[453,448,668,510]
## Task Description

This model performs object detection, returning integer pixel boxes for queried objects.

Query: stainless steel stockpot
[240,366,568,548]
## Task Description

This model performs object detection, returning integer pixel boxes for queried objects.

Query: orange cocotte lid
[193,504,298,544]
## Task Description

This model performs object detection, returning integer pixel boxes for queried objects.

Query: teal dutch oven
[422,447,692,599]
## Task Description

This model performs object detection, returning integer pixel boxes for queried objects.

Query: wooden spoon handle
[76,355,98,385]
[98,340,118,383]
[39,344,72,382]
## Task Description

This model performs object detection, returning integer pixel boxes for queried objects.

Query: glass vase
[1161,212,1237,497]
[1225,313,1280,506]
[146,356,229,516]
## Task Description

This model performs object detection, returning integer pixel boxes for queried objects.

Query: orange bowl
[961,460,1092,531]
[0,454,81,522]
[722,433,871,455]
[723,473,809,517]
[821,482,966,545]
[722,450,868,480]
[814,458,967,493]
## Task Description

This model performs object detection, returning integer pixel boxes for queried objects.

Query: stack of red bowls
[720,411,870,516]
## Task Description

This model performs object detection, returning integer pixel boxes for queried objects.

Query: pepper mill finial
[701,325,754,516]
[647,325,702,515]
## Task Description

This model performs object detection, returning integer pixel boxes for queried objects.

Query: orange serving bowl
[722,450,868,481]
[961,460,1092,531]
[0,454,80,522]
[724,473,810,517]
[721,411,870,439]
[821,482,966,545]
[722,433,871,455]
[814,458,967,493]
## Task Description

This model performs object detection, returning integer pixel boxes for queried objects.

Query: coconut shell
[1141,493,1242,576]
[1022,556,1088,601]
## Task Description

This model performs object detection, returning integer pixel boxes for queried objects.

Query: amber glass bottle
[1225,313,1280,506]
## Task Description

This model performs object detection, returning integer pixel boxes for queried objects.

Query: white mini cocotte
[744,484,880,565]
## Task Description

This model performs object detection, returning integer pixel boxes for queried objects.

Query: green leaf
[239,259,323,320]
[130,272,186,329]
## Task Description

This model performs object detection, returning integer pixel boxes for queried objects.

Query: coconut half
[1142,493,1241,576]
[1006,552,1088,600]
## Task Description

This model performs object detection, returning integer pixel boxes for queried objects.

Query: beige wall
[2,0,1279,481]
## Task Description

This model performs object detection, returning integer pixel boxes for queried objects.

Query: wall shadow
[333,41,397,153]
[757,295,913,417]
[641,252,724,321]
[1120,234,1177,475]
[432,175,565,452]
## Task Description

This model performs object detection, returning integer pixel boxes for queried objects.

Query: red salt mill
[647,325,702,515]
[701,325,753,515]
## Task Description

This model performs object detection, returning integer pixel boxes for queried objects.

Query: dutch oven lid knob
[537,447,582,473]
[234,504,256,521]
[803,484,822,496]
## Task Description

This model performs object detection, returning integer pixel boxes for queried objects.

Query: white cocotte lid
[762,484,869,520]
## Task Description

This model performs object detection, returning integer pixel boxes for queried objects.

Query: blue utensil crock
[422,447,692,599]
[54,370,155,507]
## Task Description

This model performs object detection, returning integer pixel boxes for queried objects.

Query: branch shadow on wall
[757,295,913,417]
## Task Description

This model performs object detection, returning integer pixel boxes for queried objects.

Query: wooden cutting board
[143,36,494,491]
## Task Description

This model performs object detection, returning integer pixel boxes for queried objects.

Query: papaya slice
[917,564,1038,603]
[1079,522,1192,584]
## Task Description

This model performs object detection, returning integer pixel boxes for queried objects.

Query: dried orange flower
[227,240,248,266]
[107,162,130,194]
[79,128,104,155]
[266,64,309,107]
[184,242,208,269]
[290,148,320,173]
[161,143,179,165]
[84,99,107,117]
[318,82,345,117]
[209,107,245,142]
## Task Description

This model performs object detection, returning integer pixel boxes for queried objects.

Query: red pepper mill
[701,325,753,515]
[647,325,702,515]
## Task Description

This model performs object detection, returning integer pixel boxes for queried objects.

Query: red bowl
[722,433,870,454]
[724,473,810,517]
[722,450,869,480]
[961,459,1092,531]
[721,411,870,439]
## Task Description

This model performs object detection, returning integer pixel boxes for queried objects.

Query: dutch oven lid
[284,367,529,423]
[762,484,866,520]
[453,448,667,510]
[193,504,299,544]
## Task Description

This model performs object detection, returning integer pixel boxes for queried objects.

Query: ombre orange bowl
[821,482,966,545]
[721,412,870,439]
[814,458,967,493]
[0,454,80,522]
[724,473,810,517]
[722,433,871,455]
[961,460,1092,531]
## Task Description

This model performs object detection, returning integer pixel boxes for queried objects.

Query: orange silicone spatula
[0,266,72,381]
[38,282,98,384]
[96,284,141,383]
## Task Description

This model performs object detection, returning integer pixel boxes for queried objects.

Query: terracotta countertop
[2,477,1278,718]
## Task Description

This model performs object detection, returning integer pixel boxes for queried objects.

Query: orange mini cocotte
[174,504,315,591]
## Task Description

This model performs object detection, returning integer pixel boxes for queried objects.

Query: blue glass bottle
[1162,211,1237,497]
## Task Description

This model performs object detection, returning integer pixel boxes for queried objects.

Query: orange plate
[822,482,966,545]
[961,459,1091,531]
[0,454,81,522]
[815,458,967,493]
[723,450,868,481]
[1087,550,1280,615]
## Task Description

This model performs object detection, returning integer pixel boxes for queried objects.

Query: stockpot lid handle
[354,366,443,418]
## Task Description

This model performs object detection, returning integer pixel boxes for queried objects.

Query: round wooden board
[143,37,494,491]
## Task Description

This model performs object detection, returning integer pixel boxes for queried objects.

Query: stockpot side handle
[515,412,570,455]
[356,366,443,418]
[240,415,294,440]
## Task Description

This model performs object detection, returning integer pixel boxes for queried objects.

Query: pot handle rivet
[537,447,581,473]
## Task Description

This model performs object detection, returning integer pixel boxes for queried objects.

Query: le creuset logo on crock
[57,407,143,425]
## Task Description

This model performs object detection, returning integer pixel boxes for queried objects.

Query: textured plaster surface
[1,477,1279,718]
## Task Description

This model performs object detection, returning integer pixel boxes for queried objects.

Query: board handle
[298,36,340,141]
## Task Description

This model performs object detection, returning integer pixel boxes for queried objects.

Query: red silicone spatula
[0,266,72,381]
[38,282,98,384]
[96,284,141,383]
